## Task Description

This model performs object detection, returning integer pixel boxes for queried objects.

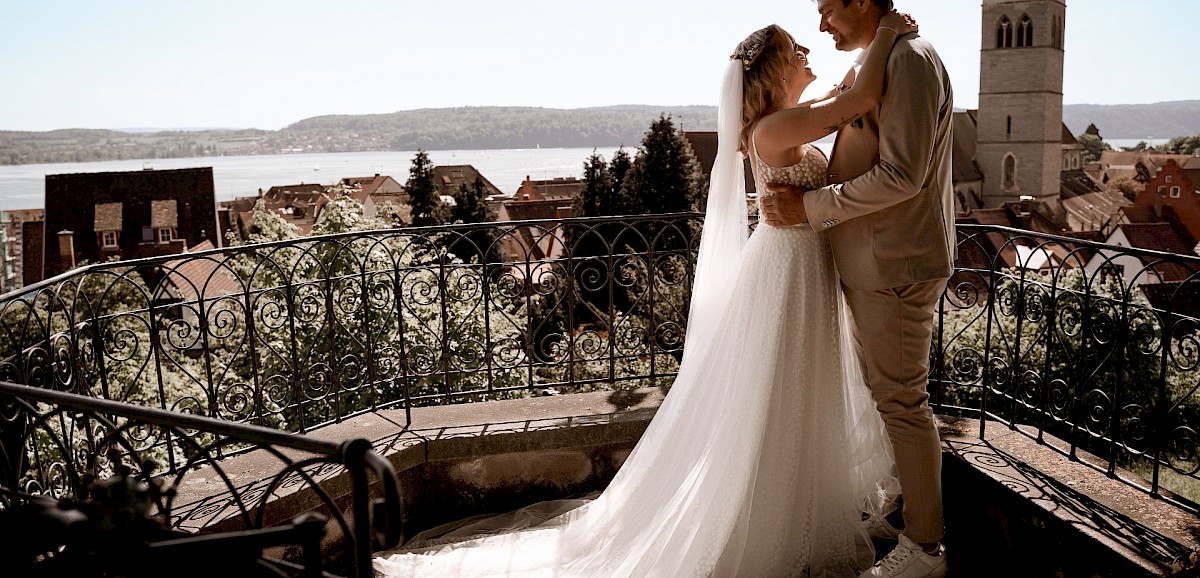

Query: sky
[1,0,1195,133]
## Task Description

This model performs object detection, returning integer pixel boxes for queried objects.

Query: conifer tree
[620,115,703,215]
[608,147,634,215]
[576,151,614,218]
[405,149,449,227]
[450,176,501,264]
[451,176,494,225]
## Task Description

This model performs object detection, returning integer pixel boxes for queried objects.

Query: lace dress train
[373,144,898,577]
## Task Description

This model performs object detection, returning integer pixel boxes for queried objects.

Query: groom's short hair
[842,0,893,11]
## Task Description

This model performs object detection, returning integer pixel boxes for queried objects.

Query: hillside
[3,101,1199,166]
[1062,100,1200,140]
[276,105,720,151]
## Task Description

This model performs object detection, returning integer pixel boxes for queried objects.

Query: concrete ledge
[170,390,1200,577]
[356,388,665,540]
[940,416,1199,577]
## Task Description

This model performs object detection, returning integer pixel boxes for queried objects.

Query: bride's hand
[880,10,918,36]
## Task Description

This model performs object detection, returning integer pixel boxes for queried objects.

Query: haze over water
[0,147,626,212]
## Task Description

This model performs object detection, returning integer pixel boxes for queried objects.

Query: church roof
[1061,124,1080,146]
[951,111,983,183]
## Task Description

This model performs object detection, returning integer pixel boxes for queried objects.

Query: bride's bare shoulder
[751,114,806,168]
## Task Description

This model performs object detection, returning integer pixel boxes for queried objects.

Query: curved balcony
[2,215,1199,575]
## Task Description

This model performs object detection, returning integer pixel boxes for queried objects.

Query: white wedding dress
[373,142,900,578]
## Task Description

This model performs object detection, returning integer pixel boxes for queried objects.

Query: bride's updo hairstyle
[731,24,796,153]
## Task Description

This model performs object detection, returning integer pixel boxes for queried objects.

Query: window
[996,16,1013,48]
[1166,175,1173,183]
[1017,14,1033,47]
[1003,154,1017,190]
[1006,116,1012,137]
[157,228,174,244]
[1158,186,1168,194]
[102,231,118,248]
[1171,186,1181,198]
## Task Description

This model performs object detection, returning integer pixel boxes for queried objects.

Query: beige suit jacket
[804,34,956,291]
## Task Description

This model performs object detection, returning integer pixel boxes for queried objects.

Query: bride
[375,13,917,578]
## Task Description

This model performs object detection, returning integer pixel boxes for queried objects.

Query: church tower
[977,0,1066,208]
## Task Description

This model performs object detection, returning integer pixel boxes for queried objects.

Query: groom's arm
[803,41,942,229]
[760,69,856,227]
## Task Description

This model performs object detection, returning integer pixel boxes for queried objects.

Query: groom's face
[816,0,871,51]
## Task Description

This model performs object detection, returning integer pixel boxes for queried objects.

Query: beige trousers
[842,277,947,544]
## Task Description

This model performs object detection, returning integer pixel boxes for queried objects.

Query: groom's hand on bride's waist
[761,183,809,227]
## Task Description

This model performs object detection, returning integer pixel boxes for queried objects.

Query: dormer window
[150,199,179,245]
[94,202,123,249]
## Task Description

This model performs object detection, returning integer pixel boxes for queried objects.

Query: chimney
[1154,189,1164,218]
[57,230,76,271]
[1017,196,1035,230]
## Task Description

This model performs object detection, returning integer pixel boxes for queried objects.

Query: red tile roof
[94,202,123,231]
[432,165,503,198]
[150,199,179,229]
[160,240,242,301]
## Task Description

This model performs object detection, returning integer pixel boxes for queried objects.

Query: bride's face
[783,43,816,104]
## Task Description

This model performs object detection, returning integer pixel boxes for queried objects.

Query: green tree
[226,196,527,429]
[1108,176,1144,202]
[1078,132,1112,163]
[449,176,502,264]
[609,147,634,215]
[575,151,614,219]
[569,118,703,347]
[1160,134,1200,155]
[405,149,449,227]
[621,115,704,215]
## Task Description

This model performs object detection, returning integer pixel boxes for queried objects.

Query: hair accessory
[731,41,763,71]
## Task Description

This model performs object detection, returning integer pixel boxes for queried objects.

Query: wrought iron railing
[0,379,401,577]
[939,224,1200,512]
[1,215,1198,512]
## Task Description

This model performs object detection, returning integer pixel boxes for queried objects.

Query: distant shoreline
[0,146,645,212]
[3,101,1199,168]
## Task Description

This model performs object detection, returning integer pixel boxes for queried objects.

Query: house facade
[1134,158,1200,243]
[0,208,44,293]
[340,174,406,218]
[41,167,219,279]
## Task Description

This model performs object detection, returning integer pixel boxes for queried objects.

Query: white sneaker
[864,514,902,541]
[859,535,948,578]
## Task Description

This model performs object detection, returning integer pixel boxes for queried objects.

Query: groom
[761,1,954,577]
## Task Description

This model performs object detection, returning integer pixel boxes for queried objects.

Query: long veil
[684,59,750,349]
[374,60,898,578]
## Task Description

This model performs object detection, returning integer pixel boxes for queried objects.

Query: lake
[0,142,837,212]
[0,148,624,212]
